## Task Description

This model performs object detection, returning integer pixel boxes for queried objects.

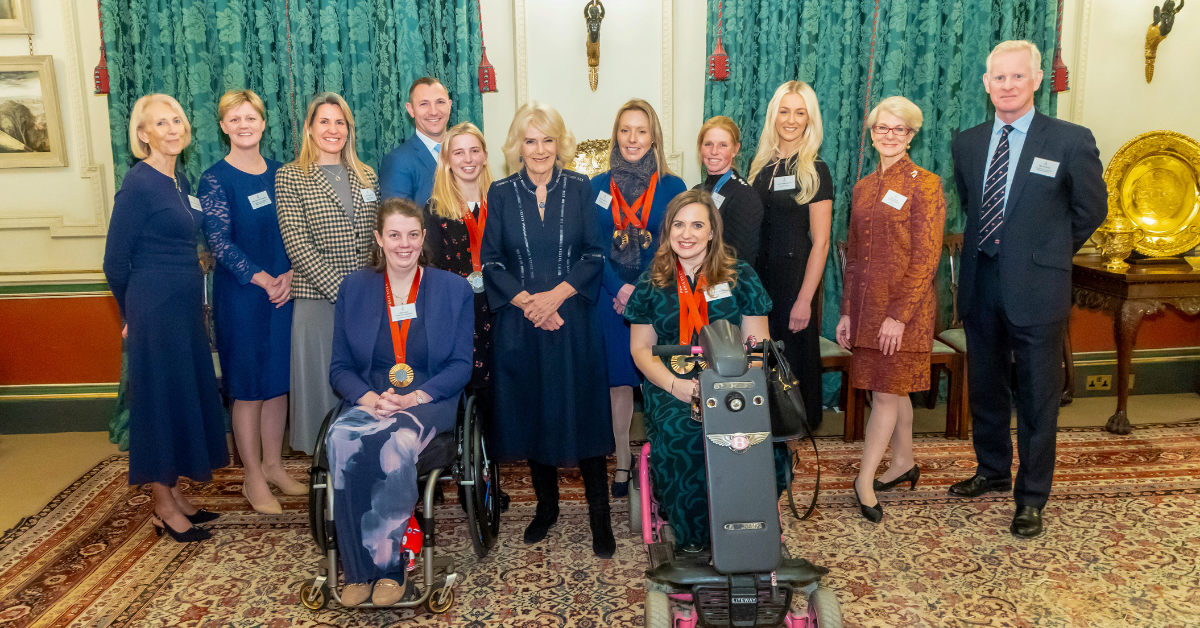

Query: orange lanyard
[384,267,422,366]
[610,172,659,230]
[461,200,487,272]
[676,260,708,345]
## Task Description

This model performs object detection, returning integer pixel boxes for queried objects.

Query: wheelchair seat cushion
[416,430,457,478]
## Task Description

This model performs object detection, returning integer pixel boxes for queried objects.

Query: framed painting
[0,56,67,168]
[0,0,34,35]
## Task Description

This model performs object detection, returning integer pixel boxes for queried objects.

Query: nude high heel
[241,484,283,515]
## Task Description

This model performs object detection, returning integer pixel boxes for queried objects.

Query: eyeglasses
[870,124,913,137]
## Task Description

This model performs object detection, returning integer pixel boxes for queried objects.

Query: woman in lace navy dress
[103,94,227,543]
[200,90,305,516]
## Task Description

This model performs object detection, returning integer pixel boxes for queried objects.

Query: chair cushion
[932,339,956,354]
[938,328,967,353]
[819,336,852,358]
[416,430,458,478]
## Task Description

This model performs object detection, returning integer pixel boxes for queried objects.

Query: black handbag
[764,340,807,442]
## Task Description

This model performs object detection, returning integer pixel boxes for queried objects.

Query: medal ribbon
[610,172,659,230]
[384,266,423,372]
[676,260,708,345]
[461,200,487,273]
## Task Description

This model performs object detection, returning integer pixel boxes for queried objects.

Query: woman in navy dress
[200,90,304,516]
[103,94,228,543]
[589,99,686,499]
[325,198,474,606]
[483,102,615,558]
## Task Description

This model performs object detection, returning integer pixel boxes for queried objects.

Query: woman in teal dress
[625,189,790,551]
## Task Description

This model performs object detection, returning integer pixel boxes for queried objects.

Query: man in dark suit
[949,41,1106,538]
[379,77,452,207]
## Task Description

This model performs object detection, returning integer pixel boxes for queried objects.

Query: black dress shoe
[873,464,921,492]
[185,509,220,525]
[948,475,1012,498]
[589,510,615,559]
[853,479,883,523]
[1010,506,1043,538]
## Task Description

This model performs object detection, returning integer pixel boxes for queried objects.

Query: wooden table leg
[1107,300,1148,435]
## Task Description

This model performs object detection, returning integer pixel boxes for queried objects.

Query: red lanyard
[611,172,659,230]
[384,266,422,366]
[461,200,487,272]
[676,260,708,345]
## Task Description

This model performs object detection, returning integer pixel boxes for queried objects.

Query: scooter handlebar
[651,344,702,357]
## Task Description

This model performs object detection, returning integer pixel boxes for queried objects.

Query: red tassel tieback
[479,46,497,93]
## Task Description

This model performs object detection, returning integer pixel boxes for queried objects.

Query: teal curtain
[100,0,483,188]
[705,0,1058,404]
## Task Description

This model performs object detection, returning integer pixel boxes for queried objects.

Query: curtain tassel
[707,0,729,81]
[477,1,497,93]
[1051,48,1069,93]
[94,0,109,94]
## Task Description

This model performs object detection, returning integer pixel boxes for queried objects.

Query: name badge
[705,283,733,302]
[711,192,726,209]
[1031,158,1059,178]
[188,195,202,211]
[772,176,796,191]
[595,190,613,209]
[882,189,907,210]
[361,188,378,202]
[390,303,417,322]
[248,191,272,209]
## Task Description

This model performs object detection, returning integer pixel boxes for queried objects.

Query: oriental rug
[2,421,1199,628]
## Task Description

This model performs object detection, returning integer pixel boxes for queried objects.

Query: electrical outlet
[1086,375,1111,391]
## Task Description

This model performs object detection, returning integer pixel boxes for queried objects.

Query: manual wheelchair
[298,393,501,613]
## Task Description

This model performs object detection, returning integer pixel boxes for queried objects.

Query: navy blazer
[951,110,1106,327]
[329,266,474,405]
[379,134,437,207]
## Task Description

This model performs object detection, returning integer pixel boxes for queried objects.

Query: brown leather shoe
[371,578,407,606]
[340,583,371,607]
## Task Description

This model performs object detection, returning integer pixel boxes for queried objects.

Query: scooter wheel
[644,589,671,628]
[628,466,642,537]
[809,587,842,628]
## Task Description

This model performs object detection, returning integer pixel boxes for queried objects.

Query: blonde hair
[608,98,675,178]
[696,116,741,170]
[985,40,1042,77]
[216,89,266,146]
[648,189,739,290]
[502,102,576,174]
[128,93,191,160]
[747,81,825,205]
[294,92,373,184]
[866,96,924,134]
[429,122,493,220]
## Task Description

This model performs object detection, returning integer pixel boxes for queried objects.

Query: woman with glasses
[835,96,945,522]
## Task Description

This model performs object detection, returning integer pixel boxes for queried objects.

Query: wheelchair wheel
[463,397,501,558]
[809,587,842,628]
[426,582,455,614]
[299,580,328,611]
[628,459,642,536]
[644,588,671,628]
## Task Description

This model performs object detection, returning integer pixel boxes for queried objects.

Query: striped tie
[979,125,1013,257]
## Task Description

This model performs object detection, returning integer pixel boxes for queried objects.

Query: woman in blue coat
[324,198,474,606]
[200,90,303,516]
[589,99,686,498]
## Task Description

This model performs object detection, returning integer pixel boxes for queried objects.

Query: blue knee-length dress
[102,161,229,486]
[326,267,473,584]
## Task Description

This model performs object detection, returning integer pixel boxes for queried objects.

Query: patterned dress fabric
[102,161,228,486]
[424,201,492,390]
[753,156,834,429]
[623,260,789,548]
[841,155,946,394]
[199,158,292,401]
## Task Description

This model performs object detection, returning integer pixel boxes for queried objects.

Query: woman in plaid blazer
[276,92,379,454]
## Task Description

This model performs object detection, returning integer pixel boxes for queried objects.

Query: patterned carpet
[2,421,1199,628]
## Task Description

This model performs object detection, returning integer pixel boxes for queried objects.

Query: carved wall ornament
[584,0,604,92]
[1145,0,1185,83]
[1102,130,1200,257]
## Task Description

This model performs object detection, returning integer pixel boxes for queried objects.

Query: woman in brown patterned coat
[835,96,945,522]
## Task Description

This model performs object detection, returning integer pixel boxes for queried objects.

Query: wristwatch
[415,391,426,405]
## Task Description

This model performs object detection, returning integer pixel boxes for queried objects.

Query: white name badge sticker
[773,176,797,191]
[1031,158,1060,178]
[711,192,726,208]
[595,190,613,209]
[390,303,417,322]
[882,189,907,210]
[361,188,378,202]
[188,195,202,211]
[248,191,272,209]
[705,283,733,302]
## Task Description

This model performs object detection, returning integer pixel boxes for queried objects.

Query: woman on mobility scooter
[324,197,474,606]
[625,189,790,552]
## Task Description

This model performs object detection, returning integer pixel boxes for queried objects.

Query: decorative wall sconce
[1145,0,1185,83]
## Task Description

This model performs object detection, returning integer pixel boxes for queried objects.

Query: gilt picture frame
[0,0,34,35]
[0,55,68,168]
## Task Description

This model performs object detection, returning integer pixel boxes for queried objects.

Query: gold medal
[639,228,653,250]
[389,363,415,388]
[670,355,694,375]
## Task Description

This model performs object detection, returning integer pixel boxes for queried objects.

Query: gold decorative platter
[570,139,611,177]
[1103,130,1200,257]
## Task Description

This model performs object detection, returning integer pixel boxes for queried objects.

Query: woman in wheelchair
[325,197,474,606]
[625,189,791,551]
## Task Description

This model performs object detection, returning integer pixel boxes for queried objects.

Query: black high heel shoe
[873,464,921,492]
[853,479,883,523]
[611,468,630,499]
[151,516,212,542]
[185,509,220,525]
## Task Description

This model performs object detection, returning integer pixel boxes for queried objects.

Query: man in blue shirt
[948,41,1106,538]
[379,77,452,207]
